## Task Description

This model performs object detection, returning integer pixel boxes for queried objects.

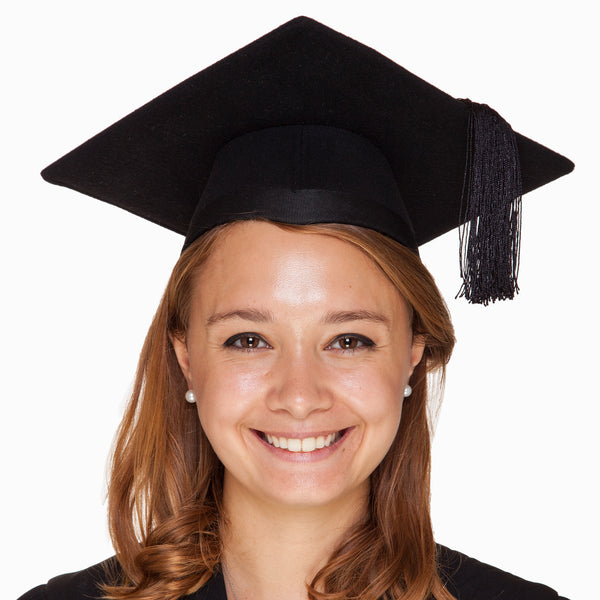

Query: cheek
[334,361,405,416]
[193,351,266,400]
[340,365,405,457]
[192,361,268,437]
[358,398,404,478]
[194,392,241,468]
[359,394,403,446]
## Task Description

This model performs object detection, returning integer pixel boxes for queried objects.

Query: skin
[172,221,424,599]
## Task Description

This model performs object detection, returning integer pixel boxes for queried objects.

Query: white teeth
[263,432,342,452]
[287,438,301,452]
[267,434,280,448]
[301,437,316,452]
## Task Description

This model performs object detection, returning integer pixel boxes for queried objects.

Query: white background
[2,2,598,599]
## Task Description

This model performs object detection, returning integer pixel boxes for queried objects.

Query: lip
[250,427,353,462]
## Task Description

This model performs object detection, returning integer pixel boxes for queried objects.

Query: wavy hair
[103,221,456,600]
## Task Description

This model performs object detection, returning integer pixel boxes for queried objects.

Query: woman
[17,16,573,600]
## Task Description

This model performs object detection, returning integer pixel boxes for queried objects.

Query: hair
[103,221,456,600]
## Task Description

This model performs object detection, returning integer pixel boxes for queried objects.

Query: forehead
[192,221,406,318]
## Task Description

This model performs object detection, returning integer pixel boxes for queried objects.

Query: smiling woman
[100,220,452,600]
[173,222,424,512]
[17,15,574,600]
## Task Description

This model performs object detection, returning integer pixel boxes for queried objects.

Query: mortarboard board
[41,16,574,304]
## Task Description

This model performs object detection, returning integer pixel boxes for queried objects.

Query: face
[173,222,424,513]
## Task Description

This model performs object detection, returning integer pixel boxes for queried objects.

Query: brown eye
[240,335,260,348]
[330,334,374,351]
[340,336,358,349]
[224,333,270,350]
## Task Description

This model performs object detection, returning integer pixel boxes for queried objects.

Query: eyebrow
[321,310,390,327]
[206,308,275,326]
[206,308,390,328]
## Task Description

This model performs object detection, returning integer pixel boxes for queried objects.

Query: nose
[265,350,334,418]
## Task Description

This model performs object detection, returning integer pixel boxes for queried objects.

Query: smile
[260,431,345,452]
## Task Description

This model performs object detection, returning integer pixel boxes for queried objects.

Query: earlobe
[170,333,192,382]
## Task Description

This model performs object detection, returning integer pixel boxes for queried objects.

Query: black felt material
[185,125,417,251]
[41,16,573,254]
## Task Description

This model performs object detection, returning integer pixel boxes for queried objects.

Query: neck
[221,476,369,600]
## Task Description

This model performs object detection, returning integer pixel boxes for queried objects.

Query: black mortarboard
[41,16,574,304]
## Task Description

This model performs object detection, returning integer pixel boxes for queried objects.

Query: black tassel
[457,100,523,305]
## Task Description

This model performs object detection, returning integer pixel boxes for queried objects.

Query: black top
[17,545,567,600]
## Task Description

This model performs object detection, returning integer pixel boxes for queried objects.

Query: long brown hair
[104,221,456,600]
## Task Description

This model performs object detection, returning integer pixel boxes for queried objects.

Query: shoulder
[17,557,121,600]
[437,545,569,600]
[17,549,568,600]
[16,559,227,600]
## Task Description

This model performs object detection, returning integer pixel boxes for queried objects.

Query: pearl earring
[403,384,412,398]
[185,390,196,404]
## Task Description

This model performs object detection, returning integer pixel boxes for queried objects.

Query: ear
[408,334,426,376]
[170,333,192,384]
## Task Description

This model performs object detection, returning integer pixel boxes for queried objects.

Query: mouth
[255,429,349,453]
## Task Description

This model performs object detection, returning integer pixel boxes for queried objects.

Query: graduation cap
[41,16,574,305]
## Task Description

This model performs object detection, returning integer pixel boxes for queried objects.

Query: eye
[224,333,270,350]
[328,334,375,352]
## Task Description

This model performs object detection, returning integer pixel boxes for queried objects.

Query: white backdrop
[2,2,597,599]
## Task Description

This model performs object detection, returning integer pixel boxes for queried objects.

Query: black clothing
[17,545,568,600]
